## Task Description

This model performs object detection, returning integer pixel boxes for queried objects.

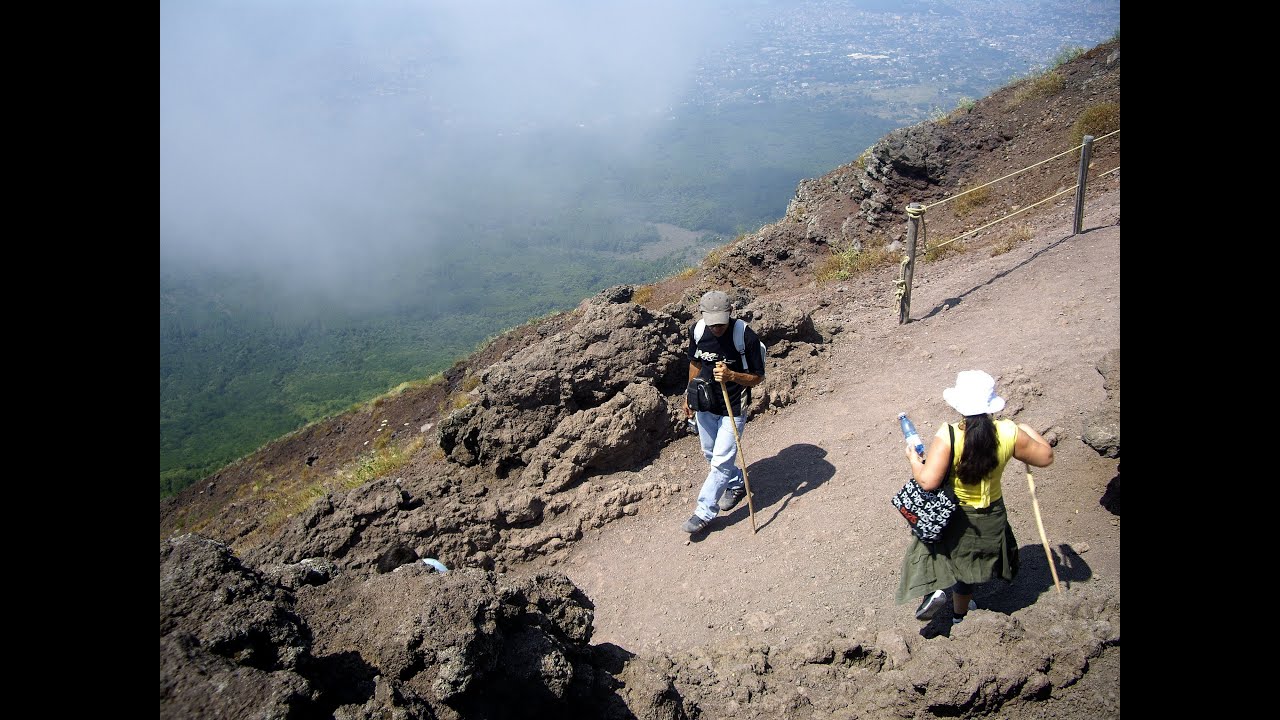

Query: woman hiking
[897,370,1055,624]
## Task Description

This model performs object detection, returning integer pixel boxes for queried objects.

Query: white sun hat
[943,370,1006,416]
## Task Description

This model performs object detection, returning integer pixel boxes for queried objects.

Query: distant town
[689,0,1119,120]
[352,1,1118,133]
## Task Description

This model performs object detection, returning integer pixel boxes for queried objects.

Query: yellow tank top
[938,419,1018,509]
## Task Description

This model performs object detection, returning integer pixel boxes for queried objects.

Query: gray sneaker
[915,589,947,621]
[681,515,710,533]
[718,484,747,511]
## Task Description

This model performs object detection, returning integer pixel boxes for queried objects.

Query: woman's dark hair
[956,414,998,483]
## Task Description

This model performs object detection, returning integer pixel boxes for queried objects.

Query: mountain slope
[162,39,1119,720]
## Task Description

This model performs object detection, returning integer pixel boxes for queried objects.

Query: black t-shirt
[687,320,765,416]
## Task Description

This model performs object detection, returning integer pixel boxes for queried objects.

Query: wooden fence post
[1073,134,1094,235]
[898,202,924,324]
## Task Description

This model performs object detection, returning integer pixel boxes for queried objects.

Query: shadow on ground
[1100,465,1120,515]
[985,542,1093,615]
[916,231,1080,321]
[919,541,1094,639]
[720,443,836,533]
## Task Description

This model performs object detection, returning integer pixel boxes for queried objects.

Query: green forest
[160,102,895,497]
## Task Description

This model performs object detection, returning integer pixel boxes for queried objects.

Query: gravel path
[557,184,1121,657]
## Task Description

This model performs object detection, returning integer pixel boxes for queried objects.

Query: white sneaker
[915,589,947,620]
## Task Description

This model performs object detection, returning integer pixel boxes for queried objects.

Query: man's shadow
[719,443,836,532]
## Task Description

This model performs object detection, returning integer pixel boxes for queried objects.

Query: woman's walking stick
[1026,469,1061,593]
[719,377,757,533]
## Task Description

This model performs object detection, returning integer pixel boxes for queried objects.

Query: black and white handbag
[891,424,958,544]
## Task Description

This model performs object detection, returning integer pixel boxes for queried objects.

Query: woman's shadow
[984,542,1094,615]
[919,542,1095,638]
[718,443,836,532]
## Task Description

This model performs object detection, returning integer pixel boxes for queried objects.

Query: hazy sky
[161,0,734,290]
[160,0,1118,307]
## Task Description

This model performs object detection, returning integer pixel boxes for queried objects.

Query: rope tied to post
[894,258,908,302]
[896,202,927,322]
[904,204,928,251]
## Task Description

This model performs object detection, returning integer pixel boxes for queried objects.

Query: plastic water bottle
[898,412,925,460]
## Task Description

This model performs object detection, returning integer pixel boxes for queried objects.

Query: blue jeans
[693,410,747,521]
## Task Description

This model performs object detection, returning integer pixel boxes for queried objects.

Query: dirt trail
[555,185,1121,657]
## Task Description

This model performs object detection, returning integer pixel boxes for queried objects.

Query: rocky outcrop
[160,534,318,719]
[1082,349,1120,458]
[296,566,598,716]
[437,296,687,478]
[625,587,1119,720]
[163,532,620,719]
[398,288,827,570]
[163,533,1119,720]
[1083,348,1120,516]
[712,121,959,291]
[519,382,672,493]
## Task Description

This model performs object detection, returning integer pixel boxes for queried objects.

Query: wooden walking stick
[718,372,757,534]
[1026,468,1061,593]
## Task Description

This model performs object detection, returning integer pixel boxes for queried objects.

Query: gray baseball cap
[699,291,731,325]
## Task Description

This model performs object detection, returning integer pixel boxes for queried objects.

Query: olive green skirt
[895,498,1019,605]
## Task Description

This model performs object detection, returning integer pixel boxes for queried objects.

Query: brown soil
[554,183,1120,706]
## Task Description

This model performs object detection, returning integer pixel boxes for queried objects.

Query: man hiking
[681,290,765,533]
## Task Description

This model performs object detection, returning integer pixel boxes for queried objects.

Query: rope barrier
[932,186,1074,249]
[928,163,1119,250]
[921,130,1120,212]
[895,129,1118,322]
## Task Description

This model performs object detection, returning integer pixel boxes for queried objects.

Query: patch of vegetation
[703,246,726,268]
[990,225,1033,256]
[632,284,656,307]
[1070,102,1120,148]
[1010,71,1065,105]
[1050,46,1086,68]
[370,376,444,410]
[924,239,964,263]
[441,391,473,414]
[341,436,426,489]
[817,243,895,282]
[258,435,427,540]
[855,147,873,170]
[936,97,976,124]
[951,186,993,218]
